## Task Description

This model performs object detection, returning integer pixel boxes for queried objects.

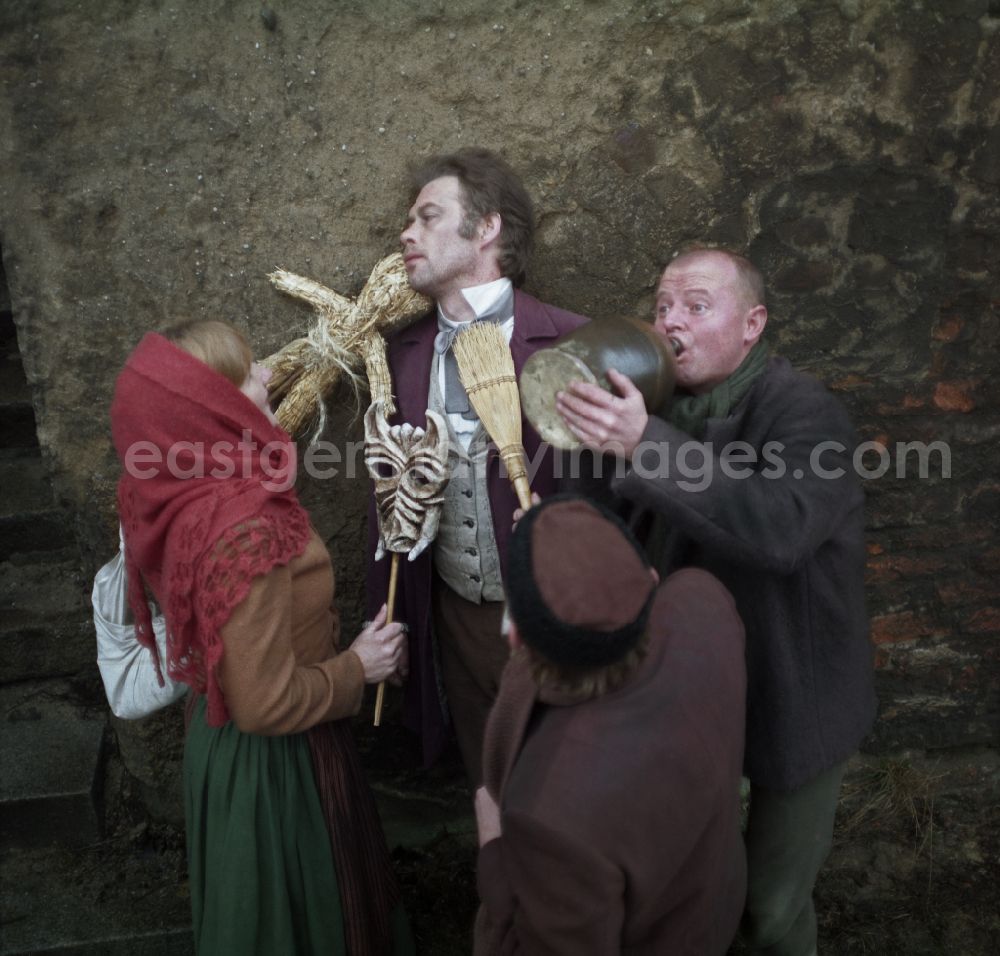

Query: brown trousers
[432,578,509,787]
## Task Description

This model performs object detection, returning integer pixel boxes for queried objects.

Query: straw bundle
[452,322,533,511]
[262,253,431,440]
[362,333,394,410]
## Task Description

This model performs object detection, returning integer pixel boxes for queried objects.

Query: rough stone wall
[1,0,997,772]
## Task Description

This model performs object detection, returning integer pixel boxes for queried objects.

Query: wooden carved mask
[364,401,450,561]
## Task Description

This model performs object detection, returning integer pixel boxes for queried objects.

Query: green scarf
[645,341,770,574]
[668,341,770,439]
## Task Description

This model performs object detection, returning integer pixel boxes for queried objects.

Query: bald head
[668,248,766,312]
[654,247,768,395]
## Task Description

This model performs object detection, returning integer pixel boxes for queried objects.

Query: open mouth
[668,337,685,356]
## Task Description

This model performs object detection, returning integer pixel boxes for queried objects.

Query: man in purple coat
[366,148,587,781]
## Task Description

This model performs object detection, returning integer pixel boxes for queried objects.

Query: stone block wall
[1,0,997,778]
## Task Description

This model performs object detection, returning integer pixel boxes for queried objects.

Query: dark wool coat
[605,356,877,790]
[365,290,588,764]
[474,568,748,956]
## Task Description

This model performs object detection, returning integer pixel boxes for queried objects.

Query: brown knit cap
[506,494,656,668]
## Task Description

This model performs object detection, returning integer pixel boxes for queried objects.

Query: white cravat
[436,278,515,446]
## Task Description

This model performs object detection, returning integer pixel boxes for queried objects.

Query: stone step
[0,836,193,955]
[0,552,93,683]
[0,679,105,852]
[0,551,88,620]
[0,510,68,561]
[0,310,37,453]
[0,457,58,518]
[0,330,37,451]
[0,348,31,400]
[0,929,194,956]
[0,455,72,560]
[0,396,38,451]
[0,618,96,684]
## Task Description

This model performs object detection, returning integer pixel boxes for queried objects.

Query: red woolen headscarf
[111,331,311,726]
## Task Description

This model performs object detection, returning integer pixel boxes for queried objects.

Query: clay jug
[520,316,676,450]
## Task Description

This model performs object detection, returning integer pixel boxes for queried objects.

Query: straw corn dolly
[264,253,431,439]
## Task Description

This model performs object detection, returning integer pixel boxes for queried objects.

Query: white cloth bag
[93,526,187,718]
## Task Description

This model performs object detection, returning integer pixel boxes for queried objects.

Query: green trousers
[741,759,848,956]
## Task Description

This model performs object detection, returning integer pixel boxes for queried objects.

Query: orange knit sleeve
[217,563,365,735]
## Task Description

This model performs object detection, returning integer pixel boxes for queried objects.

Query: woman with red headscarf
[111,319,413,955]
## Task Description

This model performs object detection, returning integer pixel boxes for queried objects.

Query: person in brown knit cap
[473,494,747,956]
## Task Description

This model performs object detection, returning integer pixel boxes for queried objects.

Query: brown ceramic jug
[520,316,676,450]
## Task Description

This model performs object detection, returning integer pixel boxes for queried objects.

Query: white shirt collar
[437,277,513,326]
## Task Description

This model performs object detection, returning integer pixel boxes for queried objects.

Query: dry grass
[839,758,943,872]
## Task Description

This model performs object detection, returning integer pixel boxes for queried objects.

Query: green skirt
[184,696,413,955]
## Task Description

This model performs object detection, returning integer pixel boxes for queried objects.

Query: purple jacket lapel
[510,288,561,375]
[387,311,438,426]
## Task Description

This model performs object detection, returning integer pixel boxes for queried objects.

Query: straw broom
[452,322,534,512]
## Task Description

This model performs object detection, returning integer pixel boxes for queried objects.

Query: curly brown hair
[410,147,535,286]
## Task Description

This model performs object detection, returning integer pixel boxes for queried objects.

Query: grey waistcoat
[429,352,505,603]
